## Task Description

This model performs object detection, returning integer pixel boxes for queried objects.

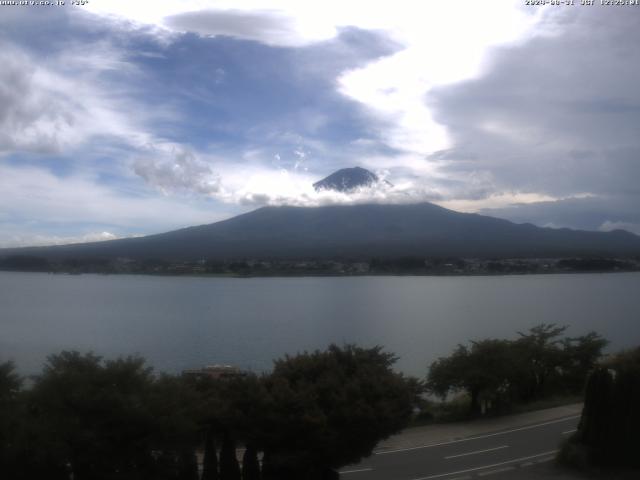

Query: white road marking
[340,468,373,474]
[444,445,509,460]
[376,415,579,455]
[477,466,515,476]
[409,450,558,480]
[562,429,577,435]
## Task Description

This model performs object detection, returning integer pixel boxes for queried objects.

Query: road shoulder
[375,403,583,453]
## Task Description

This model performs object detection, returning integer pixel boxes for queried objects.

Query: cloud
[428,7,640,200]
[84,0,336,46]
[481,194,640,235]
[0,47,80,155]
[165,9,313,47]
[66,2,553,206]
[0,42,157,157]
[4,1,640,243]
[599,221,640,236]
[174,160,445,208]
[83,1,546,161]
[0,232,122,249]
[134,149,221,195]
[0,163,232,247]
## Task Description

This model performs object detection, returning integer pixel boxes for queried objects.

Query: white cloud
[439,192,591,214]
[83,0,336,47]
[82,0,548,159]
[5,1,635,238]
[0,44,154,156]
[134,148,221,195]
[182,159,440,207]
[0,232,122,249]
[78,0,568,212]
[0,164,230,246]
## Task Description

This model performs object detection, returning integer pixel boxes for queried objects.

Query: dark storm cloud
[427,6,640,231]
[481,194,640,235]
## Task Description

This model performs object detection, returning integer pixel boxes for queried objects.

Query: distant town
[1,254,639,276]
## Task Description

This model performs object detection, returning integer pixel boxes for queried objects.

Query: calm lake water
[1,272,639,377]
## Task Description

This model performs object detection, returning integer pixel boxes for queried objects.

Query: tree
[25,351,202,480]
[147,374,201,479]
[219,432,241,480]
[427,339,515,415]
[189,373,268,480]
[242,444,261,480]
[512,324,568,401]
[0,361,23,477]
[178,449,199,480]
[260,344,417,479]
[570,347,640,468]
[560,332,608,394]
[427,325,608,415]
[201,428,219,480]
[26,352,160,479]
[0,361,21,401]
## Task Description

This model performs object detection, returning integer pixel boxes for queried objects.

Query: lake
[1,272,639,377]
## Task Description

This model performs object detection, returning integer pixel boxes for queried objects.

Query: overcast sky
[1,0,639,247]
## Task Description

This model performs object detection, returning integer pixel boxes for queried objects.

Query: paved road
[340,414,580,480]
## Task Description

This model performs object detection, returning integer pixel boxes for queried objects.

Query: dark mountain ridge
[2,203,640,262]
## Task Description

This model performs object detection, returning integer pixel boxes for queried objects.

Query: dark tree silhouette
[178,449,199,480]
[201,428,219,480]
[241,444,261,480]
[428,339,515,415]
[219,432,241,480]
[261,344,417,479]
[568,347,640,468]
[428,325,609,416]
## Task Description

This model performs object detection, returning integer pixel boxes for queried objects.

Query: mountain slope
[2,203,640,261]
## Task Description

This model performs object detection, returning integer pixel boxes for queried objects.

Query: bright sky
[1,0,639,246]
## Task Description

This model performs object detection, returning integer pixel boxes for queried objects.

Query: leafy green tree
[560,332,608,393]
[428,339,515,415]
[512,324,567,401]
[26,352,159,479]
[428,325,607,415]
[22,351,202,480]
[261,344,417,479]
[188,373,267,480]
[148,373,201,461]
